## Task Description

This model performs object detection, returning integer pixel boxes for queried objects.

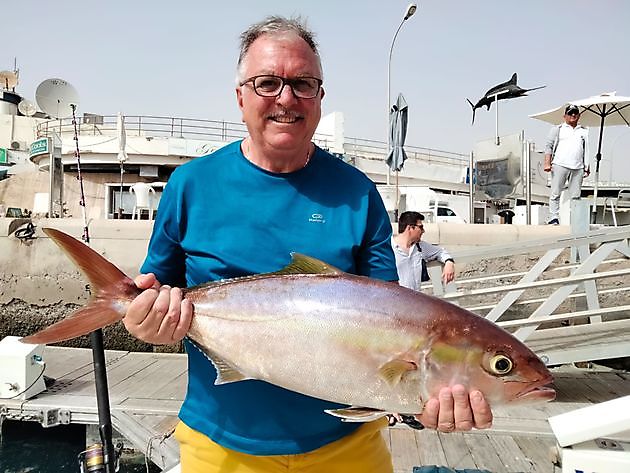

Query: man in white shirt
[392,211,455,291]
[544,104,590,225]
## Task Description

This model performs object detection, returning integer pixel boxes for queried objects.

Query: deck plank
[3,347,628,472]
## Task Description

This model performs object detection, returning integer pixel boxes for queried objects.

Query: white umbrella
[117,112,128,218]
[529,92,630,217]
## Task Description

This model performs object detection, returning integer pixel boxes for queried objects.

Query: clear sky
[5,0,630,181]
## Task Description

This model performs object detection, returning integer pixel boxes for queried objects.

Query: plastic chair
[130,182,156,220]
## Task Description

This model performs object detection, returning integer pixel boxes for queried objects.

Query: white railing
[424,226,630,365]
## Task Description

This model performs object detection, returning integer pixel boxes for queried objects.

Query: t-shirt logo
[309,213,326,224]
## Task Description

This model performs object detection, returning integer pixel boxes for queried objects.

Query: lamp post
[387,3,417,186]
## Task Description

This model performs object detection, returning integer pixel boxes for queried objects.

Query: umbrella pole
[591,114,606,223]
[118,162,124,219]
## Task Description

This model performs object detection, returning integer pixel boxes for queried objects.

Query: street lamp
[387,3,417,185]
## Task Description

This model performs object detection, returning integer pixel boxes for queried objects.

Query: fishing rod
[70,104,118,473]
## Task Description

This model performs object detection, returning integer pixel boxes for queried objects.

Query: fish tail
[467,99,476,124]
[21,228,141,344]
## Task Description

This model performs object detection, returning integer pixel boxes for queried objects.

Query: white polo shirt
[551,123,590,170]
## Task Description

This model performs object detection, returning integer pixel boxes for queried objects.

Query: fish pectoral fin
[378,359,417,386]
[188,339,251,385]
[273,253,343,276]
[212,357,250,385]
[325,406,388,422]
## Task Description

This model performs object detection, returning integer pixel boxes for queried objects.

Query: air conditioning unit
[10,140,26,151]
[83,113,104,125]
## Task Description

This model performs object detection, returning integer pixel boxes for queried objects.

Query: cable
[5,361,46,400]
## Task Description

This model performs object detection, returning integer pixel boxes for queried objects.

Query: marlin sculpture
[467,73,545,124]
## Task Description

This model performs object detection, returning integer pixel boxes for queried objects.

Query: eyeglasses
[240,75,323,99]
[409,224,424,230]
[567,111,580,117]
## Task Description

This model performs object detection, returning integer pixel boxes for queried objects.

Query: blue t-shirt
[141,140,397,455]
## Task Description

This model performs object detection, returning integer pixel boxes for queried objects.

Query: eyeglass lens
[252,75,321,98]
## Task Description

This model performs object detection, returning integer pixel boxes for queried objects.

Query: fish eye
[489,354,513,375]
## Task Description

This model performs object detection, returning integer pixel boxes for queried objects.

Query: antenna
[18,99,37,117]
[0,70,18,90]
[35,78,80,119]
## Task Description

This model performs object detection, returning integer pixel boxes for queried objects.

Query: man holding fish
[119,15,494,473]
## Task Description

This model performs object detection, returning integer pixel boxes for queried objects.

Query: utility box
[0,336,47,400]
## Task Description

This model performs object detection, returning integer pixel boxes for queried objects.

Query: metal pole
[495,94,500,146]
[469,151,474,223]
[387,4,416,186]
[591,109,606,223]
[525,140,532,225]
[70,105,116,473]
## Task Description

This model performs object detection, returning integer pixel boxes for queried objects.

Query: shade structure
[386,93,409,172]
[529,92,630,219]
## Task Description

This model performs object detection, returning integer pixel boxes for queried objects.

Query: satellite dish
[35,78,80,119]
[18,99,37,117]
[0,70,18,90]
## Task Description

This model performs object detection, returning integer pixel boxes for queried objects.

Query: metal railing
[35,115,466,167]
[425,226,630,366]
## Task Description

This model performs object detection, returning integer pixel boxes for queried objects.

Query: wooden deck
[2,346,629,472]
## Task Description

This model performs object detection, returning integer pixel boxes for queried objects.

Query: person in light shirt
[392,211,455,291]
[543,104,590,225]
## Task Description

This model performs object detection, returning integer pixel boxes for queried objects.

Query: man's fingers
[134,273,159,290]
[173,298,194,341]
[124,288,159,326]
[452,385,475,431]
[418,398,439,430]
[470,390,493,429]
[436,387,456,432]
[157,286,182,340]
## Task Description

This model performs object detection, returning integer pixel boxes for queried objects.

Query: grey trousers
[549,164,584,220]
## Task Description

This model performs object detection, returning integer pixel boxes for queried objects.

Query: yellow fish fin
[378,359,417,386]
[272,253,343,276]
[324,407,388,422]
[189,339,251,385]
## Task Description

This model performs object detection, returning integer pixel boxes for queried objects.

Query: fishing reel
[77,441,123,473]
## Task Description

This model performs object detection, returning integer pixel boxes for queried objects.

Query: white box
[0,336,47,400]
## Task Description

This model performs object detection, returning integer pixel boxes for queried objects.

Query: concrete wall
[0,217,569,349]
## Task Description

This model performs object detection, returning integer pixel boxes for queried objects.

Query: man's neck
[242,138,312,173]
[394,232,416,250]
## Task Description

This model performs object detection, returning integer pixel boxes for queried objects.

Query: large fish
[467,73,545,124]
[22,228,555,422]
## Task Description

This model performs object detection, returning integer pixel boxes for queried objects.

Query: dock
[1,346,630,472]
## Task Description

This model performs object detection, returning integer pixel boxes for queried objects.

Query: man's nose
[276,83,298,105]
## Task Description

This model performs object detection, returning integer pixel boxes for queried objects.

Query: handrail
[34,114,468,166]
[423,226,630,365]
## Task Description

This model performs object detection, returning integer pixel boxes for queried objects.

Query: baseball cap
[565,104,580,115]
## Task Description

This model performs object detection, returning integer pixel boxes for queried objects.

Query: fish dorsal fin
[271,253,343,276]
[324,406,388,422]
[509,72,517,84]
[187,338,251,385]
[378,359,417,386]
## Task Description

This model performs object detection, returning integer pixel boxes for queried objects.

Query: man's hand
[416,385,493,432]
[123,273,193,345]
[442,261,455,285]
[543,154,552,172]
[584,167,590,177]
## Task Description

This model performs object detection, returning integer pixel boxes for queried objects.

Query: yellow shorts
[175,418,393,473]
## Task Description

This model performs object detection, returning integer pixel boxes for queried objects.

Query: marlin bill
[22,228,555,422]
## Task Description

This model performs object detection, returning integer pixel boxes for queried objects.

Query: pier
[2,346,630,472]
